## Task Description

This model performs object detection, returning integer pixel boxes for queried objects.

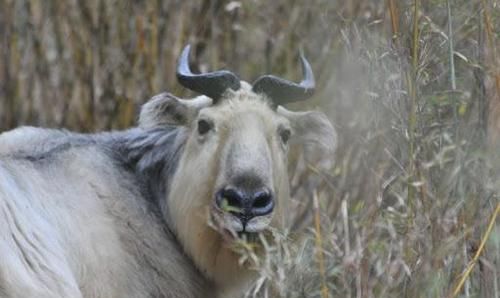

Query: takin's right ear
[139,93,212,128]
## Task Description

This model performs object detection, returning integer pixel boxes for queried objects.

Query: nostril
[251,190,274,216]
[216,187,274,218]
[216,188,244,213]
[253,191,271,208]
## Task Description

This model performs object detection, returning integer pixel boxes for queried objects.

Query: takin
[0,45,337,298]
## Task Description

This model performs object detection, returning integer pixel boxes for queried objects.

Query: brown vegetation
[1,0,499,297]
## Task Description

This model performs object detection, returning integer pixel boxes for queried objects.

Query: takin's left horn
[176,44,241,101]
[251,51,315,106]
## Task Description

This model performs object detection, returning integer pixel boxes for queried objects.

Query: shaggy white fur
[0,87,336,297]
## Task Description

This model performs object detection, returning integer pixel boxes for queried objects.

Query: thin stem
[481,0,500,99]
[450,203,500,298]
[411,0,419,73]
[313,191,329,298]
[387,0,399,43]
[446,0,457,91]
[408,0,420,226]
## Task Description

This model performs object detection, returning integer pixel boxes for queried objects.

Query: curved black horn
[176,45,241,101]
[252,52,315,106]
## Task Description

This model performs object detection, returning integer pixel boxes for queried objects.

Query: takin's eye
[278,127,291,145]
[197,119,213,135]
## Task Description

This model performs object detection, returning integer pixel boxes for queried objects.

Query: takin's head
[139,45,337,289]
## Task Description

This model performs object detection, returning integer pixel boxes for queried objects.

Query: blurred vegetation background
[1,0,500,297]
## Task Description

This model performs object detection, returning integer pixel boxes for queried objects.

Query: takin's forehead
[198,88,288,129]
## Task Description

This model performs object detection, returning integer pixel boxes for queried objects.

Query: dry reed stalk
[446,0,456,91]
[481,0,500,146]
[480,0,500,95]
[449,203,500,298]
[387,0,399,43]
[313,191,329,298]
[407,0,420,227]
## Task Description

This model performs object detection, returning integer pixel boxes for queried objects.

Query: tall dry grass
[1,0,499,297]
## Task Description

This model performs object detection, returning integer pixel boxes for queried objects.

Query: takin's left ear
[139,93,212,128]
[277,106,337,172]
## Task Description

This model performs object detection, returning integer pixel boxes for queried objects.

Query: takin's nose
[215,186,274,222]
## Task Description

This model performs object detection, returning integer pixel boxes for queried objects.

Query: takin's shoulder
[0,126,76,156]
[0,126,209,298]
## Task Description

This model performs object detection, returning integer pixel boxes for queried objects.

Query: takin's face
[182,90,291,237]
[139,85,336,286]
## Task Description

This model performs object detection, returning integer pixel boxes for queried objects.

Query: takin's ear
[277,106,337,172]
[139,93,212,128]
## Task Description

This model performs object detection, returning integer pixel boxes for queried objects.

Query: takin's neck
[110,126,187,204]
[111,127,256,295]
[107,127,225,293]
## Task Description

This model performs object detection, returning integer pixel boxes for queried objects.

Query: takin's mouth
[237,231,260,243]
[209,205,272,243]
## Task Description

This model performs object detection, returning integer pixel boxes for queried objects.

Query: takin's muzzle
[215,185,274,230]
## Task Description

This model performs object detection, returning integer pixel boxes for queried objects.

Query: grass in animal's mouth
[238,231,260,243]
[230,232,266,267]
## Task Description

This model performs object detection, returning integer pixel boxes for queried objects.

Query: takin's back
[0,127,209,298]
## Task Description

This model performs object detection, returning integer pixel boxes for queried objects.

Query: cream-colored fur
[165,87,333,295]
[167,94,288,286]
